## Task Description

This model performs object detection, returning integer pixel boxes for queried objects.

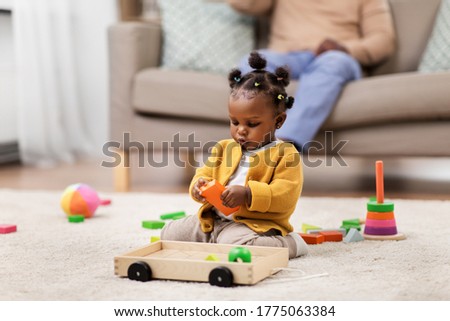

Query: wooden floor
[1,155,449,200]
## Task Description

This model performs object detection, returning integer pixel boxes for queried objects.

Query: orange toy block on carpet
[318,231,343,242]
[299,233,325,244]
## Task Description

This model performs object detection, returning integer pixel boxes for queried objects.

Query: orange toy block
[319,231,343,242]
[299,233,324,244]
[200,180,240,215]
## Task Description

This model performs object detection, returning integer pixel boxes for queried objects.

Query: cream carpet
[1,189,449,301]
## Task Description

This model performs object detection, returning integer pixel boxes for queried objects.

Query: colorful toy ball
[61,183,111,218]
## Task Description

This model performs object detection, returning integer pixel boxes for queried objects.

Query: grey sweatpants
[161,214,304,259]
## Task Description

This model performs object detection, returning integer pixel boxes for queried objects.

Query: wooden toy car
[114,240,288,287]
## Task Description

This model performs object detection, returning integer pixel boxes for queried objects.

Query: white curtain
[12,0,116,167]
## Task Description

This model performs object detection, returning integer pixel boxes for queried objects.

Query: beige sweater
[228,0,395,66]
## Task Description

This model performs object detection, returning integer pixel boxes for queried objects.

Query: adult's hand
[316,38,349,56]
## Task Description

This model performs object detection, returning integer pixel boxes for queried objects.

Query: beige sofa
[109,0,450,191]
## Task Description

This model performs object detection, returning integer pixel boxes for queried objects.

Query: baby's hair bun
[275,67,290,87]
[248,51,267,70]
[228,52,294,112]
[285,96,295,109]
[228,68,242,88]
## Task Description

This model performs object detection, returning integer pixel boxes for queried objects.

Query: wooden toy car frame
[114,240,289,287]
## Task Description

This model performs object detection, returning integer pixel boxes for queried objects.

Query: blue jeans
[239,50,362,149]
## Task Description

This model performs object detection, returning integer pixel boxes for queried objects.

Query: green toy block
[301,223,322,233]
[205,254,220,261]
[342,219,361,226]
[160,211,186,220]
[142,220,165,229]
[150,236,160,243]
[340,224,361,233]
[68,215,84,223]
[340,219,361,234]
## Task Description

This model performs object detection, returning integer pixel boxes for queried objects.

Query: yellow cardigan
[189,139,303,236]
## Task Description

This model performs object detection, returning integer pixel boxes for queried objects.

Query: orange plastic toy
[366,211,395,220]
[298,233,325,244]
[363,160,406,241]
[318,231,343,242]
[200,180,240,215]
[376,160,384,204]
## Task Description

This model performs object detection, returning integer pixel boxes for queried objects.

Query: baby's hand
[192,177,209,202]
[220,185,251,208]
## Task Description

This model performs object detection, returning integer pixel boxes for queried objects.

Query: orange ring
[366,211,395,220]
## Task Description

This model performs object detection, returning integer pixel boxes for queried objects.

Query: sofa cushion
[314,122,450,156]
[159,0,254,75]
[320,72,450,129]
[371,0,442,75]
[418,0,450,72]
[133,69,230,122]
[134,69,450,130]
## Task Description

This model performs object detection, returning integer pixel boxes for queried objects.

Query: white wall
[0,12,17,143]
[0,0,13,10]
[8,0,118,158]
[71,0,118,154]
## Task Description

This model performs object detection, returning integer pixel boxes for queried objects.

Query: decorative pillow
[159,0,255,75]
[418,0,450,72]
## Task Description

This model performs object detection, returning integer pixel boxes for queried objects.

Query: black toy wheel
[127,261,152,282]
[209,266,233,287]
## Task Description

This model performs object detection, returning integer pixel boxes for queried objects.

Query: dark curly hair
[228,51,294,112]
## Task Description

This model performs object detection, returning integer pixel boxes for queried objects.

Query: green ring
[367,200,394,212]
[228,247,252,263]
